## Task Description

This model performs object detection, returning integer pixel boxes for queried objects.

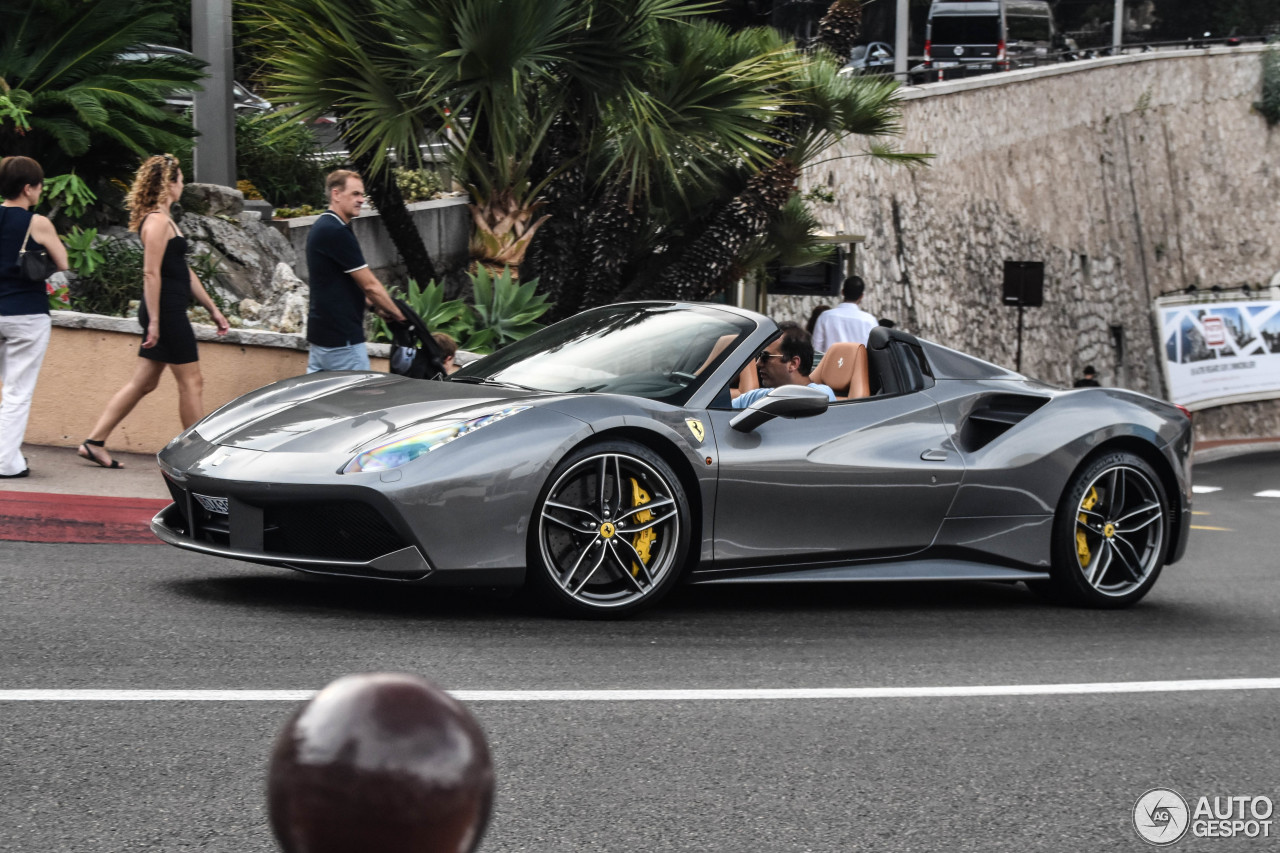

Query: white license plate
[194,494,230,515]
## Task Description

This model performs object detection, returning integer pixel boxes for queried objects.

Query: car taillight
[996,39,1008,69]
[1176,404,1193,420]
[924,39,932,64]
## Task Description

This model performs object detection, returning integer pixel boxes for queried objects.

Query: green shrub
[1258,47,1280,126]
[373,267,553,354]
[68,236,224,316]
[273,204,322,219]
[393,167,443,203]
[236,113,337,208]
[471,266,552,351]
[67,238,144,317]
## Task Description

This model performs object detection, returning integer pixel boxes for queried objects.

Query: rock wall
[789,46,1280,441]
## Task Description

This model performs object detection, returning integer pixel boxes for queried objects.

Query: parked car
[920,0,1055,80]
[152,301,1193,618]
[838,42,895,76]
[116,44,272,114]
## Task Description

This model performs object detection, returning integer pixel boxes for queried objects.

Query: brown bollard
[267,673,494,853]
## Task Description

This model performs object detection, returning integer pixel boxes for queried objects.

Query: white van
[922,0,1055,78]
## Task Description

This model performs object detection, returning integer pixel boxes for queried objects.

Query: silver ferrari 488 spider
[153,302,1193,616]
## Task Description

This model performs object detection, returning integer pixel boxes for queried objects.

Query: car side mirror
[729,385,830,433]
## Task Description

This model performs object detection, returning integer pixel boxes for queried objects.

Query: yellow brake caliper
[1076,486,1099,566]
[628,478,656,576]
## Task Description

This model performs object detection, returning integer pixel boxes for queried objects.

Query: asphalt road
[3,451,1279,852]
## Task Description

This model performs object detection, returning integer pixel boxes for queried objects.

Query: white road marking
[1192,485,1222,494]
[1254,490,1280,498]
[4,679,1280,702]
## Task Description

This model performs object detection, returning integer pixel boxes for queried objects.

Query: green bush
[393,167,443,203]
[272,204,322,219]
[373,267,553,354]
[67,238,144,317]
[68,236,224,316]
[471,266,553,350]
[1258,47,1280,126]
[236,113,336,208]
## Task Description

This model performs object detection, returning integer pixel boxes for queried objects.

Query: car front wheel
[1037,451,1170,608]
[528,440,690,617]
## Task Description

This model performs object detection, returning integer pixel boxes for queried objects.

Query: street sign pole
[895,0,910,82]
[1113,0,1124,50]
[191,0,236,186]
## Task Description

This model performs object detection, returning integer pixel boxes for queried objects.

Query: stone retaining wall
[788,45,1280,441]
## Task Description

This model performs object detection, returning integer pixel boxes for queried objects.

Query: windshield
[452,304,756,405]
[931,15,1000,44]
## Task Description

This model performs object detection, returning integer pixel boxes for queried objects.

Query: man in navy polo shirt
[305,169,405,372]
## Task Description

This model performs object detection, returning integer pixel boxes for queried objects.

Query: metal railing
[901,33,1273,85]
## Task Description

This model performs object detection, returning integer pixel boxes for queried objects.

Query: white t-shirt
[813,302,878,352]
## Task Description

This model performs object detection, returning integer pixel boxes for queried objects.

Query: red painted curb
[0,491,170,545]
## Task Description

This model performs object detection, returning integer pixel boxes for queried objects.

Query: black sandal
[79,439,122,469]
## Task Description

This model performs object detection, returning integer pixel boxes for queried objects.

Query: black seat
[867,326,933,396]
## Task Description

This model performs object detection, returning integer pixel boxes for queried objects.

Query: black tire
[1035,451,1169,608]
[526,440,690,617]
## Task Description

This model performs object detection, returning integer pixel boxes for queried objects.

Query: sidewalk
[0,444,169,545]
[2,438,1279,547]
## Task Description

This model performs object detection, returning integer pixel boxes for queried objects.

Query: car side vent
[958,394,1049,452]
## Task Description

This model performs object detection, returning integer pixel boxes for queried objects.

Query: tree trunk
[576,185,642,312]
[616,160,799,304]
[348,145,439,287]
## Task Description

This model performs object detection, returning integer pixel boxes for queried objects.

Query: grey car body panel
[705,392,962,568]
[153,301,1193,594]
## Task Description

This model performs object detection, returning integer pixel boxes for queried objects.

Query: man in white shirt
[813,275,877,352]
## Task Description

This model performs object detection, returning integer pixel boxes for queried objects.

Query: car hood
[193,372,541,453]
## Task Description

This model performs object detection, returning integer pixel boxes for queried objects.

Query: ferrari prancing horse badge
[685,418,705,443]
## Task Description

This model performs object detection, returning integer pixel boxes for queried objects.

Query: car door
[706,392,963,568]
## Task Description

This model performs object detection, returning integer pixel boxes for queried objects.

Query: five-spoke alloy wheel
[1040,451,1170,608]
[529,440,690,616]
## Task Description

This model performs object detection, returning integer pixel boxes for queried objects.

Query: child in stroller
[387,297,450,380]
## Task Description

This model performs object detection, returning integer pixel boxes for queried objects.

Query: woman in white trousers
[0,156,69,478]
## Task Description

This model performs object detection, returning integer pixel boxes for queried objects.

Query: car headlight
[342,406,530,473]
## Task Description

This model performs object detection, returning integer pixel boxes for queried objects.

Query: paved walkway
[2,438,1279,546]
[0,444,169,545]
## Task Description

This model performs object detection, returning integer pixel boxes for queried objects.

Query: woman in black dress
[78,154,229,469]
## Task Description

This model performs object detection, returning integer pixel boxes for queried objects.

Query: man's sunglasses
[757,352,790,363]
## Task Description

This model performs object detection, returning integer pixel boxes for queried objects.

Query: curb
[0,491,168,545]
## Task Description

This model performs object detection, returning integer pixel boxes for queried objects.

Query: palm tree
[247,0,919,308]
[0,0,203,198]
[241,0,439,285]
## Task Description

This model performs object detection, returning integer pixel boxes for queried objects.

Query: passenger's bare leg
[169,361,205,429]
[79,358,166,467]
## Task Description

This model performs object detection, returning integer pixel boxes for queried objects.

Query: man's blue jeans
[307,342,371,373]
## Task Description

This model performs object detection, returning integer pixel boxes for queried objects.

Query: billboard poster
[1156,298,1280,410]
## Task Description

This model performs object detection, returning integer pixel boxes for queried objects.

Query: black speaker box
[1002,261,1044,307]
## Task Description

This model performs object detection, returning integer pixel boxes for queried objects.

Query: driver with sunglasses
[731,321,836,409]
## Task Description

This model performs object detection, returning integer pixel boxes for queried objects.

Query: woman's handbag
[18,215,57,282]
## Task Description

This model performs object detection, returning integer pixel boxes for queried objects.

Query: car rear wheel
[1037,451,1169,608]
[529,441,690,617]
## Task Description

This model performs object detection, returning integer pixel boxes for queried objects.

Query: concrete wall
[277,196,471,287]
[787,46,1280,441]
[21,313,387,453]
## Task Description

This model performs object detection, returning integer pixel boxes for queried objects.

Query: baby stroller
[387,297,450,380]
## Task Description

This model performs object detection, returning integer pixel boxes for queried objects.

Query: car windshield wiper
[449,376,542,392]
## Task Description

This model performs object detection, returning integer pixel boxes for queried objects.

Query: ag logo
[685,418,705,443]
[1133,788,1189,846]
